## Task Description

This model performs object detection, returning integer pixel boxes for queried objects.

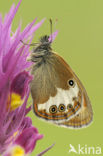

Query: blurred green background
[0,0,103,155]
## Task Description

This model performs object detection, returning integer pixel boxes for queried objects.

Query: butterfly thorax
[30,35,52,64]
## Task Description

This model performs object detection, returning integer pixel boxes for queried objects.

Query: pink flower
[0,0,44,154]
[0,0,57,155]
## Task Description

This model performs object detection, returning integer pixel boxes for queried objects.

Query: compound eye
[58,104,65,112]
[68,79,75,87]
[49,105,57,114]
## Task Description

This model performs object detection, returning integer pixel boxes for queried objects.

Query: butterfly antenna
[49,18,53,42]
[20,40,29,45]
[20,40,39,46]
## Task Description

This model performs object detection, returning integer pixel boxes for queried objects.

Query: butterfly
[28,33,93,129]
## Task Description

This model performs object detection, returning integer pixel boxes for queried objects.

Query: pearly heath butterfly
[26,21,93,129]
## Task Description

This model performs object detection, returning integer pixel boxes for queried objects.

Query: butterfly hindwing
[30,52,93,128]
[33,85,82,124]
[59,91,93,128]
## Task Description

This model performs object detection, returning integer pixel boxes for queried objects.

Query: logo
[68,144,102,155]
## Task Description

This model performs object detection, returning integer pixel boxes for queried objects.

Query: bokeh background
[0,0,103,155]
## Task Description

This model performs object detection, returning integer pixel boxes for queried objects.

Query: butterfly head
[28,35,52,63]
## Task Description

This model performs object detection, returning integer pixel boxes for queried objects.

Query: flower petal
[15,127,43,154]
[48,30,59,42]
[10,71,32,98]
[37,143,55,156]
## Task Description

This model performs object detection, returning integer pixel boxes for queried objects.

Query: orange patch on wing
[33,101,81,120]
[60,101,92,128]
[83,93,87,107]
[61,114,92,127]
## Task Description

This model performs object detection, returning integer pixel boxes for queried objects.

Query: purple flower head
[15,127,43,154]
[0,0,58,155]
[0,0,44,154]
